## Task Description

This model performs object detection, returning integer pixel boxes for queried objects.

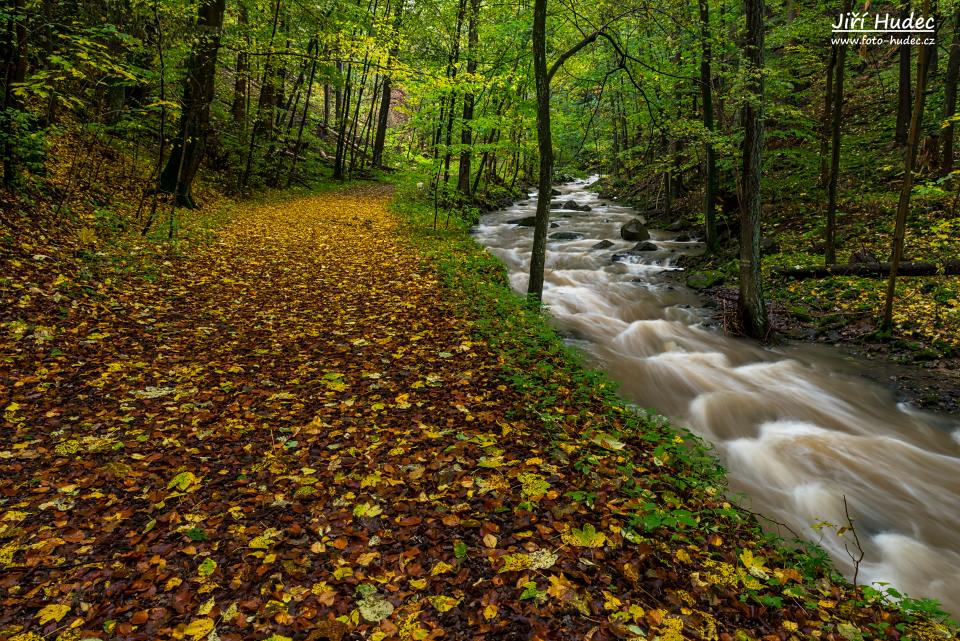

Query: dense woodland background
[1,0,959,352]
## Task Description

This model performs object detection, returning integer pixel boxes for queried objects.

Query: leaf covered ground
[1,185,956,641]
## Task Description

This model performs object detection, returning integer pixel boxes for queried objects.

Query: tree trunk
[775,260,960,280]
[738,0,769,339]
[456,0,480,195]
[241,0,282,188]
[895,5,912,147]
[231,3,249,124]
[159,0,226,207]
[825,0,852,265]
[527,0,551,300]
[942,12,960,174]
[698,0,718,252]
[372,0,404,168]
[442,0,467,184]
[818,45,837,186]
[2,0,28,186]
[883,9,932,331]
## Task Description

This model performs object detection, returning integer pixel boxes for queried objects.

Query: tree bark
[818,45,837,186]
[372,0,404,168]
[457,0,480,195]
[884,8,932,331]
[825,0,852,265]
[2,0,28,186]
[775,261,960,280]
[942,12,960,174]
[230,3,249,124]
[738,0,769,339]
[698,0,718,252]
[159,0,226,207]
[527,0,551,300]
[895,5,912,147]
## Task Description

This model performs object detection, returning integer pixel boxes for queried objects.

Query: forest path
[0,186,589,639]
[1,186,943,641]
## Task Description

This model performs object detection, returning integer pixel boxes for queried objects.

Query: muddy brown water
[474,177,960,616]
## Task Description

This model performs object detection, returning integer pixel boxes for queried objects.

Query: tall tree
[883,3,932,331]
[231,2,250,125]
[895,4,912,147]
[1,0,28,186]
[456,0,480,195]
[738,0,769,339]
[159,0,226,207]
[372,0,404,168]
[824,0,852,265]
[942,12,960,174]
[528,0,551,299]
[698,0,718,252]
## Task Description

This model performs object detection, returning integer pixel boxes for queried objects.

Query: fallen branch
[773,260,960,280]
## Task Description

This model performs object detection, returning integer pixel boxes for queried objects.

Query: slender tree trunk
[895,5,912,147]
[372,0,404,168]
[825,0,851,265]
[818,45,837,186]
[159,0,226,207]
[698,0,718,252]
[457,0,480,194]
[241,0,281,188]
[442,0,467,183]
[884,10,932,331]
[231,3,249,124]
[287,38,317,185]
[528,0,551,300]
[738,0,769,339]
[2,0,27,186]
[942,12,960,174]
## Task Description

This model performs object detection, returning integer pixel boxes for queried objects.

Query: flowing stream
[473,177,960,616]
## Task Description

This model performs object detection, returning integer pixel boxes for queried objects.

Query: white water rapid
[473,176,960,616]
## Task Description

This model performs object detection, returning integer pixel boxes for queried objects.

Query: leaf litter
[0,185,955,640]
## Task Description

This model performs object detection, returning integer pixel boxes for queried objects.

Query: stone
[620,219,650,241]
[549,232,584,240]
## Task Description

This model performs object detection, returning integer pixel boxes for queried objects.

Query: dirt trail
[1,187,952,641]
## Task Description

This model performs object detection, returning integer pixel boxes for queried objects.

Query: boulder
[550,188,561,196]
[507,216,537,227]
[549,232,584,241]
[674,233,691,242]
[620,219,650,241]
[591,240,615,250]
[666,220,686,232]
[563,200,591,212]
[611,241,658,262]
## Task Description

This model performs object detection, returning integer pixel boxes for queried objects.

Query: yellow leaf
[197,596,216,615]
[602,590,622,611]
[183,617,214,639]
[427,595,461,612]
[37,604,71,625]
[482,533,498,548]
[430,561,455,576]
[483,603,498,620]
[561,523,606,548]
[546,574,576,601]
[739,549,770,579]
